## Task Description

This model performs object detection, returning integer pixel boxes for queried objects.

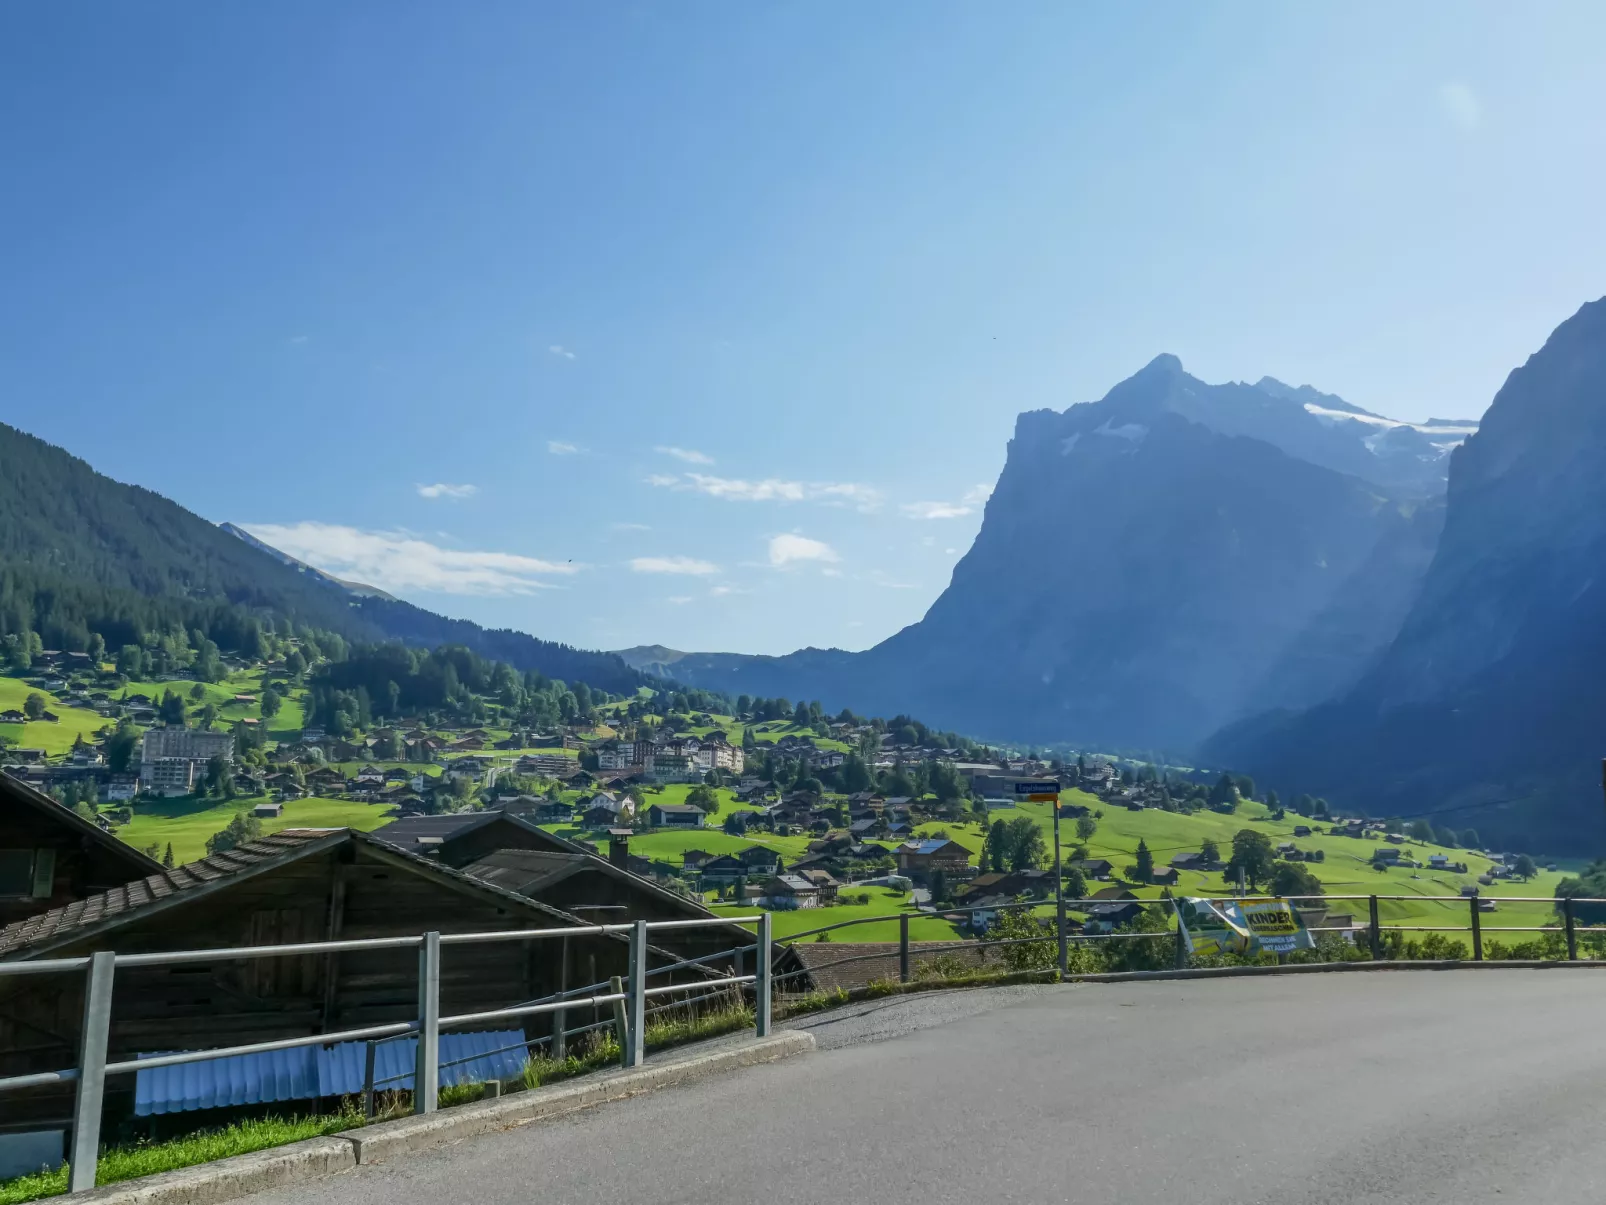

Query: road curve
[248,971,1606,1205]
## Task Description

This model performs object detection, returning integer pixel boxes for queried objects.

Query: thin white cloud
[630,556,721,575]
[655,446,714,465]
[611,522,652,532]
[548,344,576,360]
[650,473,881,512]
[239,522,576,596]
[416,483,478,501]
[768,534,839,568]
[901,483,993,520]
[1438,82,1481,132]
[665,596,694,605]
[902,500,971,520]
[548,441,580,456]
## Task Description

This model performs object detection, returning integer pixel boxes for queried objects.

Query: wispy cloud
[665,595,694,605]
[416,483,478,501]
[768,534,839,568]
[240,522,576,596]
[611,522,652,532]
[548,344,576,360]
[1438,82,1481,132]
[650,473,882,513]
[900,483,992,520]
[655,446,714,465]
[548,441,580,456]
[630,556,721,575]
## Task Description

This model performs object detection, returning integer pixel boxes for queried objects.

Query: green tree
[189,682,207,701]
[1406,819,1434,843]
[686,785,721,814]
[984,819,1009,874]
[1074,815,1097,842]
[285,649,308,678]
[1224,829,1276,890]
[1460,828,1481,850]
[928,867,949,906]
[1208,773,1239,812]
[260,688,282,720]
[158,689,186,726]
[1513,854,1538,881]
[1005,816,1047,871]
[162,843,175,869]
[1200,838,1221,865]
[205,812,263,854]
[104,722,140,773]
[73,801,95,822]
[1061,864,1087,902]
[1268,861,1323,899]
[204,754,229,797]
[198,702,219,730]
[1132,839,1154,884]
[116,644,145,678]
[23,693,46,721]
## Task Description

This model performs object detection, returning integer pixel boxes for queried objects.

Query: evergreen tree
[1133,839,1154,884]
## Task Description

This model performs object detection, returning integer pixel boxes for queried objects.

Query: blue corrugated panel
[134,1030,529,1115]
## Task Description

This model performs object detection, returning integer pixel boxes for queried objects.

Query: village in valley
[0,634,1577,961]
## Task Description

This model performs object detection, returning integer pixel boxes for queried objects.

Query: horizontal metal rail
[440,990,628,1029]
[0,956,92,979]
[0,1067,80,1091]
[642,975,752,999]
[644,943,758,979]
[114,935,423,968]
[104,1021,419,1075]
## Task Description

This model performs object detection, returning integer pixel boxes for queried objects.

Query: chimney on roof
[609,832,629,870]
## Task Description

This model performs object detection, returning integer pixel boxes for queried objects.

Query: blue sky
[3,3,1605,656]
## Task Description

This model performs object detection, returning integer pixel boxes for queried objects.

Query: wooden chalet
[0,772,163,927]
[371,809,587,868]
[0,828,716,1137]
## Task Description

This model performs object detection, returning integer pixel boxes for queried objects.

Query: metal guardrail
[762,892,1606,988]
[0,914,772,1194]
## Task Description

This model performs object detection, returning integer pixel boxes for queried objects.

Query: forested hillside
[0,422,646,694]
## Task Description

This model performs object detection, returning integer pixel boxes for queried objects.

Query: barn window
[0,851,34,896]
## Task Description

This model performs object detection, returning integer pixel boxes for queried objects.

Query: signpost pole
[1053,792,1066,974]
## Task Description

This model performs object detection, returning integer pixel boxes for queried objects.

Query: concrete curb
[70,1137,356,1205]
[67,1031,814,1205]
[341,1029,815,1165]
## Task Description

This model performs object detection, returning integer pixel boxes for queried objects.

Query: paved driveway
[249,970,1606,1204]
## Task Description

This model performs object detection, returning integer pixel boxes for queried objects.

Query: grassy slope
[0,677,111,755]
[117,796,398,863]
[933,791,1571,934]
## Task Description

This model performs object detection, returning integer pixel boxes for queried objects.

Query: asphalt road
[252,971,1606,1205]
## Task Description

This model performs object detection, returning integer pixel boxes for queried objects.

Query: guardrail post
[553,935,569,1061]
[1172,900,1188,969]
[1469,897,1483,961]
[1368,896,1381,960]
[362,1040,377,1120]
[68,951,115,1194]
[626,919,647,1068]
[414,932,440,1114]
[898,914,910,983]
[755,912,772,1038]
[1564,897,1578,961]
[608,976,628,1067]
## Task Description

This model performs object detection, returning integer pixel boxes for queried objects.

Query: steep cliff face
[661,357,1451,752]
[1209,298,1606,851]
